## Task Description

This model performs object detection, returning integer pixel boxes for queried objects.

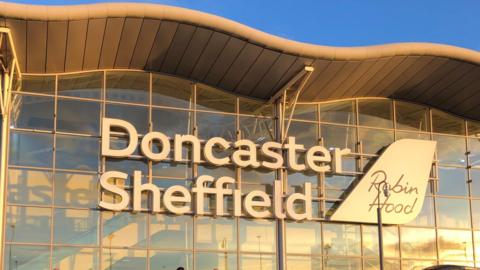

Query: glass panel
[239,219,276,253]
[57,99,101,135]
[362,225,399,257]
[150,251,192,270]
[102,212,147,248]
[434,135,466,165]
[106,71,149,104]
[432,109,465,135]
[239,97,272,117]
[473,200,480,229]
[286,256,322,270]
[401,260,436,270]
[288,171,319,197]
[196,252,237,270]
[54,172,98,208]
[105,159,148,181]
[4,244,50,270]
[468,137,480,167]
[287,121,318,148]
[11,94,54,130]
[54,209,99,245]
[241,168,275,194]
[196,85,236,113]
[322,223,360,256]
[285,221,321,254]
[358,128,394,155]
[325,174,355,199]
[21,75,55,94]
[291,104,317,121]
[438,229,474,261]
[58,71,103,99]
[437,166,468,196]
[321,124,356,150]
[106,103,149,134]
[52,247,99,270]
[406,196,435,227]
[152,108,191,137]
[9,131,53,167]
[7,168,52,205]
[196,217,236,251]
[6,206,51,243]
[56,135,99,171]
[150,214,193,249]
[324,258,361,270]
[152,74,192,108]
[471,169,480,197]
[240,254,276,270]
[358,99,392,128]
[152,161,191,179]
[436,197,471,229]
[395,130,430,141]
[400,227,436,259]
[102,249,147,270]
[468,121,480,137]
[239,116,275,143]
[320,100,356,125]
[364,259,400,270]
[197,112,236,141]
[395,101,429,131]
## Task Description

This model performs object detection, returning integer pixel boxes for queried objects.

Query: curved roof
[2,1,480,119]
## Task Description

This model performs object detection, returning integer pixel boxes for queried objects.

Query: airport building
[1,2,480,270]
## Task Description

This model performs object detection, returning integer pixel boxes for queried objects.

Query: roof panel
[176,27,213,77]
[203,37,246,86]
[83,18,106,70]
[99,17,125,69]
[327,59,377,99]
[114,17,143,69]
[64,20,88,71]
[161,23,196,74]
[354,56,405,97]
[235,49,280,96]
[5,19,26,71]
[251,53,297,97]
[145,20,178,71]
[266,56,314,99]
[312,61,359,100]
[130,19,161,70]
[190,31,230,81]
[26,20,47,73]
[46,21,67,73]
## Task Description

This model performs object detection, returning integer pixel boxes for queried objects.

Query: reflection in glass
[102,212,147,248]
[358,99,392,128]
[435,135,466,165]
[150,251,192,270]
[239,219,276,253]
[56,135,99,171]
[152,161,191,179]
[472,200,480,229]
[102,249,147,270]
[320,100,356,125]
[21,75,55,94]
[152,108,191,137]
[196,217,236,251]
[54,209,99,245]
[395,131,430,141]
[436,198,471,229]
[285,221,321,254]
[8,168,52,205]
[152,74,192,108]
[324,258,361,270]
[9,131,53,167]
[58,71,103,99]
[6,206,51,243]
[395,101,429,131]
[364,259,400,270]
[57,99,101,135]
[437,166,468,196]
[196,85,236,113]
[362,225,399,257]
[288,171,319,197]
[325,175,355,199]
[54,172,98,208]
[438,229,473,261]
[52,247,99,270]
[401,260,436,270]
[106,103,149,134]
[432,109,465,135]
[196,252,237,270]
[239,116,275,143]
[4,244,50,270]
[407,196,435,227]
[471,169,480,197]
[321,124,356,150]
[286,103,317,121]
[322,223,360,256]
[197,112,236,141]
[241,168,275,194]
[286,256,321,270]
[240,254,276,270]
[239,97,272,117]
[106,71,149,104]
[400,227,436,259]
[287,121,318,147]
[150,214,193,249]
[468,137,480,167]
[358,128,394,154]
[11,94,54,130]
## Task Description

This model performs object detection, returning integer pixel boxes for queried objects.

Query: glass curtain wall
[4,71,480,270]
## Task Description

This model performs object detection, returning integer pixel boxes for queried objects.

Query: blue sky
[8,0,480,51]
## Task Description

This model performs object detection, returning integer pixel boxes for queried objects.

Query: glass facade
[4,71,480,269]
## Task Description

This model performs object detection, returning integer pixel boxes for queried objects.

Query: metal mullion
[192,83,197,270]
[317,103,326,218]
[466,120,477,265]
[392,100,397,141]
[146,72,153,270]
[235,96,241,270]
[99,69,106,270]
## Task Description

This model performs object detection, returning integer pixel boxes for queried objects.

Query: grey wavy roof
[1,1,480,119]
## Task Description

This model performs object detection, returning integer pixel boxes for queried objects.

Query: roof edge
[1,1,480,64]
